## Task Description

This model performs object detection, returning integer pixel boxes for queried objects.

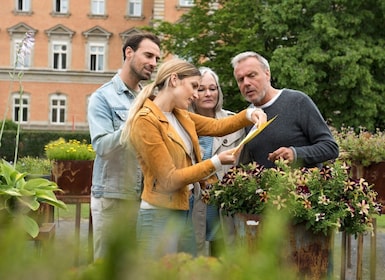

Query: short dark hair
[122,33,161,60]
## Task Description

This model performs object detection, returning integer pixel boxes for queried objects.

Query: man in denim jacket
[88,33,160,260]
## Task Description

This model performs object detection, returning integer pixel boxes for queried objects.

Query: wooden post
[356,234,363,280]
[370,218,377,280]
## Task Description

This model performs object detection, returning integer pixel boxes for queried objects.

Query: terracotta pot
[287,223,332,280]
[51,160,93,195]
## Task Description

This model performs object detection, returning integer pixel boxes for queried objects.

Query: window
[128,0,142,17]
[91,0,105,15]
[16,0,31,11]
[45,25,74,69]
[89,45,104,71]
[14,40,32,68]
[13,94,29,123]
[50,94,66,124]
[83,26,110,71]
[53,43,67,70]
[55,0,68,13]
[179,0,194,6]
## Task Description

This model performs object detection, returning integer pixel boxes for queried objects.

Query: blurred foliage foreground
[0,205,308,280]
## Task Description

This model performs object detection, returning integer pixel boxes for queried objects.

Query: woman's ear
[170,73,178,87]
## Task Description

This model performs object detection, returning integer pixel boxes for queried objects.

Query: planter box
[352,162,385,213]
[51,160,93,196]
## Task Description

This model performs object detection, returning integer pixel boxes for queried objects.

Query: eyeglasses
[197,86,218,93]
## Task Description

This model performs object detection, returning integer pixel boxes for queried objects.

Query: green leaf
[19,215,40,238]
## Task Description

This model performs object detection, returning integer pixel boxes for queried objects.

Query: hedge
[0,130,91,161]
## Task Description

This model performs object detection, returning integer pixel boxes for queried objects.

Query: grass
[55,203,90,220]
[376,214,385,231]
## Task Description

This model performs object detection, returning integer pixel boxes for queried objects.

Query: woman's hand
[251,108,267,129]
[218,148,241,165]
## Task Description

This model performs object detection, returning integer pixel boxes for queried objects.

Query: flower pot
[352,162,385,214]
[233,213,262,253]
[51,160,93,195]
[286,223,332,280]
[363,162,385,214]
[28,202,53,226]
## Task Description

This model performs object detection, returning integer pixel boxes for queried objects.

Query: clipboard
[232,115,278,155]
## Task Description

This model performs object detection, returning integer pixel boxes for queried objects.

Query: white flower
[315,212,326,221]
[16,31,35,66]
[0,31,35,164]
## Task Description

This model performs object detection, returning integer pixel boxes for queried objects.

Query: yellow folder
[232,115,278,155]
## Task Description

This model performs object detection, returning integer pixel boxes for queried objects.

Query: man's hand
[268,147,294,162]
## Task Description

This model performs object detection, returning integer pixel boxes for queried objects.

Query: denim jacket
[88,74,141,200]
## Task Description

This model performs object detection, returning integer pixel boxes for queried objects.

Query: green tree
[262,0,385,130]
[145,0,385,130]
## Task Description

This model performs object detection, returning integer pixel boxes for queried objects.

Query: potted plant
[207,159,381,278]
[209,159,380,235]
[333,126,385,212]
[0,160,67,238]
[45,138,95,195]
[16,156,52,180]
[333,126,385,167]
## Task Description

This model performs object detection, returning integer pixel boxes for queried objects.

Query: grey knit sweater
[239,89,339,168]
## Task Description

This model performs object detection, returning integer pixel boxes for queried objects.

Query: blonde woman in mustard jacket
[120,58,266,259]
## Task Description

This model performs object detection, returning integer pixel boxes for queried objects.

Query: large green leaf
[24,178,58,191]
[16,196,40,212]
[19,215,39,238]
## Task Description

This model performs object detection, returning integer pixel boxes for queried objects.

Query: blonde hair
[120,58,201,145]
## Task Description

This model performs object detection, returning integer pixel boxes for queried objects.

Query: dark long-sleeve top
[239,89,339,168]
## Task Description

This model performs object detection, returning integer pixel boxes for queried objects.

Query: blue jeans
[206,204,221,241]
[136,207,197,259]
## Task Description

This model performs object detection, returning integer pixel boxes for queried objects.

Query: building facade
[0,0,193,131]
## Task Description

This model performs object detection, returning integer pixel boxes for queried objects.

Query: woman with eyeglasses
[190,67,245,257]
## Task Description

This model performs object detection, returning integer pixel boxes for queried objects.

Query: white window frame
[50,94,67,124]
[16,0,31,12]
[88,44,105,72]
[12,93,30,123]
[128,0,142,17]
[91,0,105,15]
[52,42,68,70]
[54,0,69,13]
[179,0,194,7]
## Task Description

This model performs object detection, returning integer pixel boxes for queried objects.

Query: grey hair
[191,67,224,112]
[231,51,270,71]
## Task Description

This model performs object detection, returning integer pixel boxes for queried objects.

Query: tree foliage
[145,0,385,130]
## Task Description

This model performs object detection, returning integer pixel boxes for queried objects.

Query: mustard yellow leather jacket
[130,98,252,210]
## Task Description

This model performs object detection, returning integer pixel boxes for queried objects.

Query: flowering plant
[333,126,385,167]
[0,31,35,165]
[16,156,51,175]
[45,138,95,160]
[0,32,68,239]
[208,159,381,235]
